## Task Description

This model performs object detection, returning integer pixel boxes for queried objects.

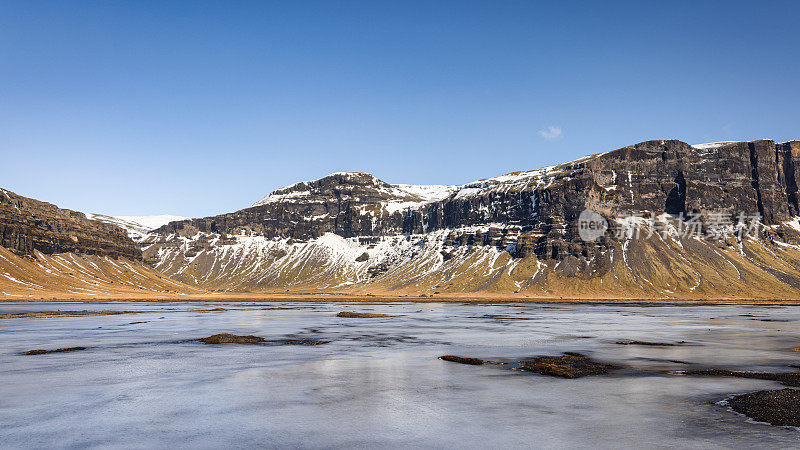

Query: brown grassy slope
[0,247,203,300]
[5,234,800,302]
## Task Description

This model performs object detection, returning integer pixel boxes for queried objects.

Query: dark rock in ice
[681,368,800,387]
[337,311,391,318]
[726,388,800,427]
[518,352,617,379]
[25,347,86,355]
[283,339,330,345]
[469,314,532,320]
[199,333,265,344]
[615,340,685,346]
[440,355,485,365]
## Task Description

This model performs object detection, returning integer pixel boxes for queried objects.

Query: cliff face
[157,172,457,240]
[142,139,800,298]
[156,139,800,250]
[0,188,141,259]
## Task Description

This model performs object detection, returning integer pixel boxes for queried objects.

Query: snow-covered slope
[116,215,187,230]
[141,221,800,299]
[87,214,187,242]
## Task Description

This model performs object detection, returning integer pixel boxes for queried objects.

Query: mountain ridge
[135,138,800,298]
[5,138,800,300]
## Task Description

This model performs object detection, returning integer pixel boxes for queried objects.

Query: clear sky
[1,1,798,217]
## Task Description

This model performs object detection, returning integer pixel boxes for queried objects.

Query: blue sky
[1,1,798,217]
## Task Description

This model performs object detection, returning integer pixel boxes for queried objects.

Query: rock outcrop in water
[726,388,800,427]
[439,352,618,378]
[440,355,485,365]
[25,347,86,355]
[336,311,392,318]
[198,333,265,344]
[518,352,618,378]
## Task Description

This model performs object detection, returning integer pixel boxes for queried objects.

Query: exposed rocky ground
[197,333,330,345]
[441,352,618,378]
[336,311,392,318]
[198,333,265,344]
[25,347,86,355]
[681,368,800,387]
[282,339,330,345]
[725,389,800,427]
[615,340,686,346]
[517,352,618,378]
[440,355,485,365]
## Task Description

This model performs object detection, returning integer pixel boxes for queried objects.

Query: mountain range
[4,138,800,300]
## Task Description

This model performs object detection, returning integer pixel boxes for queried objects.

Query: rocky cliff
[140,139,800,298]
[0,188,141,259]
[0,189,209,299]
[156,172,457,240]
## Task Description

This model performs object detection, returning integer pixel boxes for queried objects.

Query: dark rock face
[0,188,140,259]
[156,172,441,240]
[153,140,800,265]
[512,139,800,260]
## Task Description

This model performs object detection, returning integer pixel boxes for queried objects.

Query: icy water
[1,302,800,449]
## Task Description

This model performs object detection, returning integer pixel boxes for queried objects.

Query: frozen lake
[1,302,799,448]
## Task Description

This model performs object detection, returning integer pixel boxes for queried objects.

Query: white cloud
[538,126,562,140]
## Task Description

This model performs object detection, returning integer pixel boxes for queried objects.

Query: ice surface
[1,302,799,448]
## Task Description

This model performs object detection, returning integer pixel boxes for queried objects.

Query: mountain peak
[253,172,456,207]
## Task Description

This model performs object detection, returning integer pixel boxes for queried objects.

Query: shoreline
[2,292,800,305]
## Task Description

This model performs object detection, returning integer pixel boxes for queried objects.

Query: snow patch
[115,215,188,230]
